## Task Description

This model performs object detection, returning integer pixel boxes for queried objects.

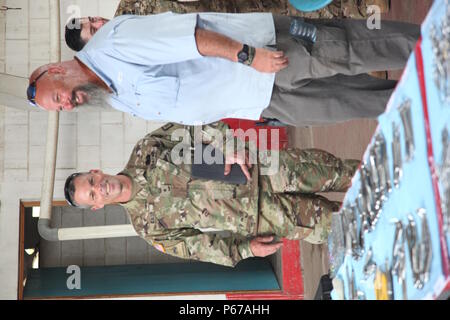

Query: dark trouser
[262,15,421,126]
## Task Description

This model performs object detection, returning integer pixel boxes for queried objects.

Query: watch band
[238,44,256,66]
[246,45,255,66]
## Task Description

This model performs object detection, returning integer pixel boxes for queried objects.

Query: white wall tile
[29,110,48,124]
[30,0,50,19]
[0,146,4,181]
[77,111,100,146]
[101,111,123,124]
[56,124,77,168]
[98,0,121,19]
[60,0,98,41]
[29,60,48,74]
[5,0,28,39]
[101,124,124,168]
[0,20,5,61]
[0,61,5,73]
[124,114,147,144]
[0,107,4,146]
[59,111,77,125]
[4,141,27,169]
[56,168,77,181]
[4,124,28,168]
[29,114,48,146]
[77,145,100,171]
[77,0,99,18]
[5,39,28,77]
[60,0,80,42]
[4,107,28,125]
[60,39,75,61]
[101,166,124,176]
[28,145,45,180]
[53,179,66,199]
[5,124,27,144]
[124,143,135,162]
[147,121,164,134]
[29,19,50,61]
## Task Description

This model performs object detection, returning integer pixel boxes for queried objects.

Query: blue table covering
[329,0,449,300]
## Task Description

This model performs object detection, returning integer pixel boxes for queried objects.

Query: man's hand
[250,236,283,257]
[195,28,288,74]
[224,150,252,181]
[251,48,289,73]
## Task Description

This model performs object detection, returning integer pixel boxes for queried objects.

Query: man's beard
[72,83,112,111]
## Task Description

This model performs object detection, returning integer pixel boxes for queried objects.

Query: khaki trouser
[263,15,420,126]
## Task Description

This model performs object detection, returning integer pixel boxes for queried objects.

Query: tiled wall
[0,0,167,299]
[1,0,121,78]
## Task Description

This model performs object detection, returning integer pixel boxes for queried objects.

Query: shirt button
[158,112,161,115]
[137,103,140,106]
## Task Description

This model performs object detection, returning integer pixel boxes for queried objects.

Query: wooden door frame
[17,201,285,300]
[18,200,67,300]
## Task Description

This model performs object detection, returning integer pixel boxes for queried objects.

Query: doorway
[18,201,280,299]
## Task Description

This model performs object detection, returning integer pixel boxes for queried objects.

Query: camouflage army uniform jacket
[120,122,258,267]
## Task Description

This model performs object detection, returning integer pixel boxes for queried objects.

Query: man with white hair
[28,12,419,126]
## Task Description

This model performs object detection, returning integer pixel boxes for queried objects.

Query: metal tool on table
[357,290,366,300]
[342,205,363,260]
[405,215,422,288]
[360,163,377,230]
[399,99,415,162]
[346,264,357,300]
[329,213,346,278]
[375,132,392,196]
[392,122,403,189]
[429,18,450,104]
[385,258,394,300]
[350,205,364,259]
[417,209,433,285]
[441,128,450,232]
[368,147,381,200]
[357,193,371,234]
[363,248,377,280]
[391,220,407,300]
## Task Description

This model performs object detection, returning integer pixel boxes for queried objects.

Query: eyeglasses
[27,70,48,107]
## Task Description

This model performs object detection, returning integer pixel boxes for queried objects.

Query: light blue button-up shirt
[75,12,276,125]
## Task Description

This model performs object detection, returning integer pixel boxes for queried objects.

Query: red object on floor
[221,119,304,300]
[221,118,289,150]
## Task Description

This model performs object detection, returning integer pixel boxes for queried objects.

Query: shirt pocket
[134,76,180,112]
[188,180,237,201]
[155,159,190,198]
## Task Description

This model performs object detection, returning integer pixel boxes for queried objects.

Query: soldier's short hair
[65,18,85,52]
[64,172,90,209]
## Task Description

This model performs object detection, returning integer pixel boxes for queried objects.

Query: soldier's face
[73,170,124,210]
[79,17,109,44]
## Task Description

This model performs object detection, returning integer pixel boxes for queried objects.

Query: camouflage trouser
[257,148,359,244]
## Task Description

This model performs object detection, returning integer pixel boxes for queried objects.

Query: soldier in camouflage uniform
[113,0,388,19]
[66,0,382,51]
[65,121,359,267]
